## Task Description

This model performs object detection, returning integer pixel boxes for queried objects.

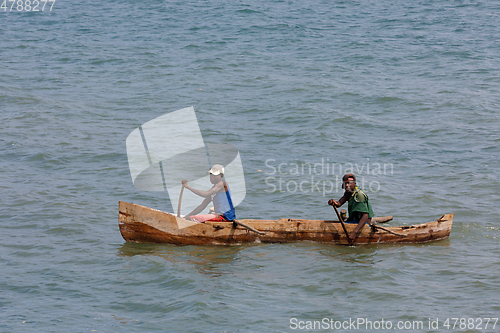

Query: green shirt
[346,187,375,222]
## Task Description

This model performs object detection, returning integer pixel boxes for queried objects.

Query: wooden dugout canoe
[118,201,453,246]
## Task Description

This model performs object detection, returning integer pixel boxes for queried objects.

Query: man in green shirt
[328,173,374,241]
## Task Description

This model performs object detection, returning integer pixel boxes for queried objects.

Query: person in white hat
[181,164,236,222]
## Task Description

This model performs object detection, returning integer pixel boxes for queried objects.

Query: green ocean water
[1,0,499,332]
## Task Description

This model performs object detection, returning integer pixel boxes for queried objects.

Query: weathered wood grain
[118,201,453,246]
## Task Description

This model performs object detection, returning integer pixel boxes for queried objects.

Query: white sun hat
[208,164,225,175]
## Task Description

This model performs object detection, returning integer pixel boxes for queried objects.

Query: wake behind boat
[118,201,453,246]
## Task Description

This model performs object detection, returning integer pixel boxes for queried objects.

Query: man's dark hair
[342,173,356,182]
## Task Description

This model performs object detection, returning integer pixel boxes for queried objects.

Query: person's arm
[328,192,350,207]
[181,180,224,198]
[185,196,212,219]
[349,213,370,240]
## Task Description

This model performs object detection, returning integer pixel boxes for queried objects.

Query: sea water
[1,0,499,332]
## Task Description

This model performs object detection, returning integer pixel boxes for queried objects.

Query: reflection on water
[117,242,257,276]
[118,238,451,264]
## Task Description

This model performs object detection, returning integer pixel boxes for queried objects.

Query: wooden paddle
[332,205,353,245]
[177,185,185,218]
[233,220,266,235]
[366,221,407,237]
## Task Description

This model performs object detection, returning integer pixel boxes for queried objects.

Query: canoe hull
[118,201,453,246]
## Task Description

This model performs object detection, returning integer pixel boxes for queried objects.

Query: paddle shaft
[332,205,352,245]
[367,222,407,237]
[177,185,185,218]
[233,220,266,235]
